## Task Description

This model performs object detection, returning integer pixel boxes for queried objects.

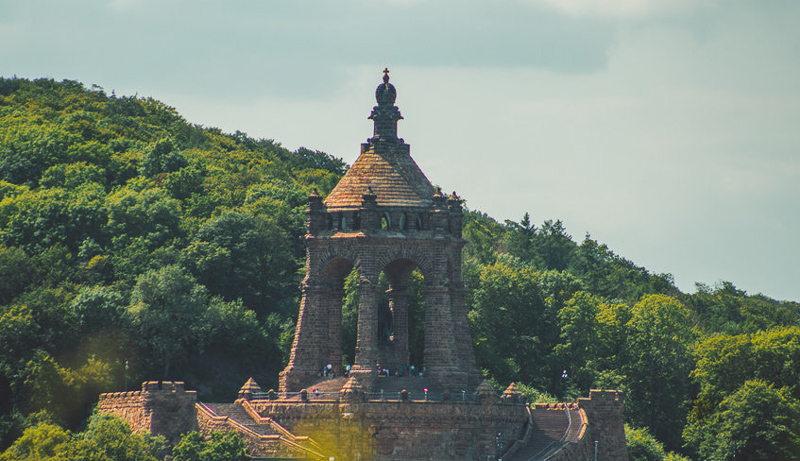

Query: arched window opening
[353,212,361,230]
[340,267,360,368]
[398,213,406,231]
[377,261,426,377]
[416,214,424,230]
[381,212,391,230]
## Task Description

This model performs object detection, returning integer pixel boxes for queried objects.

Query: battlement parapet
[578,389,624,410]
[532,402,579,410]
[98,381,197,441]
[141,380,186,393]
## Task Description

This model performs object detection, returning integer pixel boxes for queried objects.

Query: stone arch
[382,258,421,286]
[375,244,434,280]
[319,257,355,288]
[310,245,359,281]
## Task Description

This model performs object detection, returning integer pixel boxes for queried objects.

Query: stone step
[204,403,279,436]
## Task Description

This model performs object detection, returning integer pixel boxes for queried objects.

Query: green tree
[554,291,603,393]
[193,212,262,307]
[623,294,694,450]
[128,265,208,380]
[140,139,187,177]
[504,212,538,265]
[172,431,249,461]
[0,415,164,461]
[534,219,574,271]
[626,425,691,461]
[685,380,800,461]
[0,246,33,305]
[470,260,581,392]
[60,414,163,461]
[0,423,71,461]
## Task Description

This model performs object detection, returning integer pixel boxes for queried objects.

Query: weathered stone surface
[98,381,197,441]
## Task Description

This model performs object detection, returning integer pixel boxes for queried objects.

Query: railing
[251,390,507,404]
[528,440,565,461]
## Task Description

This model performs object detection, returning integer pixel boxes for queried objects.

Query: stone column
[450,284,480,386]
[424,283,460,387]
[280,284,327,392]
[387,286,410,371]
[350,277,379,384]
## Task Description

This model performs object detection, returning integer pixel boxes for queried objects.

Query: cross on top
[383,68,390,83]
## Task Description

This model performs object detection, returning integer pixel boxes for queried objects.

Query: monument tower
[279,69,480,393]
[280,70,479,391]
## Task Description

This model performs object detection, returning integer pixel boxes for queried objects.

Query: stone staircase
[508,406,584,461]
[200,401,329,460]
[203,403,280,436]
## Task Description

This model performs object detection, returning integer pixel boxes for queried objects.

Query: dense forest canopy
[1,78,799,461]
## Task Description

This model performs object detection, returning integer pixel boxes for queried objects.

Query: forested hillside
[1,78,799,460]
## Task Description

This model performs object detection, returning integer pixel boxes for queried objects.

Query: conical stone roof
[324,145,435,210]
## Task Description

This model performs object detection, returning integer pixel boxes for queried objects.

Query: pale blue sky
[2,0,799,301]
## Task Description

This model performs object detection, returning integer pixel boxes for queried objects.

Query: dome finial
[369,68,403,143]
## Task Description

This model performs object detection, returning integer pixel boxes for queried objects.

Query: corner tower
[279,70,480,393]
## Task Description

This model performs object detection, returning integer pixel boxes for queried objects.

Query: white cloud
[528,0,717,19]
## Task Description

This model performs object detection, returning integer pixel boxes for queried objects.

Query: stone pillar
[450,284,480,386]
[350,277,379,384]
[424,283,461,387]
[327,289,344,376]
[280,284,327,392]
[387,286,410,371]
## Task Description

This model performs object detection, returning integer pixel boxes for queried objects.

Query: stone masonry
[97,381,197,442]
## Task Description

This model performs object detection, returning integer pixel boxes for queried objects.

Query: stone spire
[368,68,404,143]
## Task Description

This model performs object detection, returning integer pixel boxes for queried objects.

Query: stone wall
[98,381,197,441]
[248,395,528,461]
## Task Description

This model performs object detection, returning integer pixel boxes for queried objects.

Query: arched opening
[340,267,360,368]
[381,212,391,230]
[380,259,426,376]
[339,259,426,378]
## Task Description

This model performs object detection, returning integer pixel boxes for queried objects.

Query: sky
[2,0,799,301]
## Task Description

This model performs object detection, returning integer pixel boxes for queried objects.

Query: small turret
[238,377,262,401]
[306,189,326,234]
[431,187,449,232]
[360,186,378,230]
[447,191,463,238]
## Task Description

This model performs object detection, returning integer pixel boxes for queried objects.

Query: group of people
[320,363,337,379]
[376,362,426,378]
[322,362,428,379]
